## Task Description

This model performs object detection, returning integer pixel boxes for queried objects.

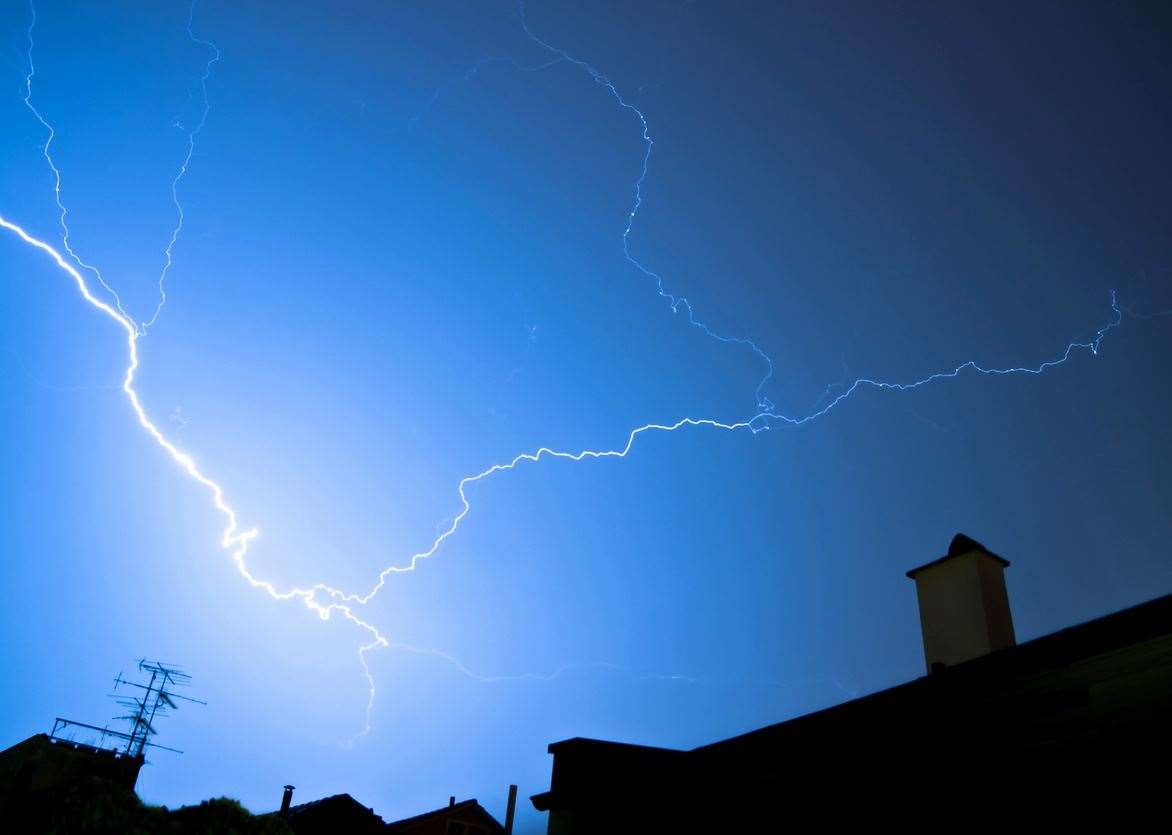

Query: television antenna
[50,660,205,757]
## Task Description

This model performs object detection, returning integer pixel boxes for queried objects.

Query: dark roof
[546,737,684,757]
[286,793,361,812]
[2,733,143,764]
[533,737,689,811]
[696,589,1172,755]
[277,792,385,833]
[0,733,144,795]
[534,588,1172,811]
[906,532,1009,577]
[384,798,504,833]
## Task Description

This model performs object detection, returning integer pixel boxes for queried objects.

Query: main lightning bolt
[1,3,1131,740]
[0,212,391,735]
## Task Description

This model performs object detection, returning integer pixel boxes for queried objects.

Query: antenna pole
[126,665,159,757]
[52,660,203,761]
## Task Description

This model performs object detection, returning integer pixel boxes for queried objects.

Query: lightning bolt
[22,0,219,334]
[0,208,1124,736]
[0,212,391,736]
[1,3,1132,740]
[517,3,776,412]
[21,1,131,322]
[141,0,221,332]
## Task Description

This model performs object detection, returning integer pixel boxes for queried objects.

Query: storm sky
[2,2,1171,831]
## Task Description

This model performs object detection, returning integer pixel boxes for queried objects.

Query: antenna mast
[115,661,205,757]
[50,659,205,758]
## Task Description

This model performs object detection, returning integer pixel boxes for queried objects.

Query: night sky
[2,2,1171,831]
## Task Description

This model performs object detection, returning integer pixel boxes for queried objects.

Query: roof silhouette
[383,798,505,833]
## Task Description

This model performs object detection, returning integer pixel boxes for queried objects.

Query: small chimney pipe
[449,795,455,807]
[505,784,518,834]
[280,785,295,816]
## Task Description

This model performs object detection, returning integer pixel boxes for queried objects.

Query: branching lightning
[1,1,1133,740]
[22,0,219,334]
[21,1,132,323]
[141,1,221,332]
[517,2,777,412]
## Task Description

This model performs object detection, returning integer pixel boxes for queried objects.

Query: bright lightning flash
[0,208,1122,736]
[0,213,389,732]
[2,2,1128,740]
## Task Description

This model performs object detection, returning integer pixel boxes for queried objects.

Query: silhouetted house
[0,733,144,818]
[531,534,1172,830]
[384,796,507,834]
[272,785,515,834]
[278,791,384,834]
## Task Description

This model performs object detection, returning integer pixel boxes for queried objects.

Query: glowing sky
[2,2,1171,831]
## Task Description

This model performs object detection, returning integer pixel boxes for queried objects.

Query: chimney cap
[906,533,1009,578]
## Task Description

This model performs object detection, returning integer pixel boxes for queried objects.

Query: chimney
[449,796,455,807]
[280,785,295,816]
[906,533,1015,672]
[504,784,518,835]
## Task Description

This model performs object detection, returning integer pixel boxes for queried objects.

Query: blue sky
[2,1,1171,831]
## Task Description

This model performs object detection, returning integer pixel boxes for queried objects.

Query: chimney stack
[504,784,518,834]
[906,534,1015,672]
[280,785,295,816]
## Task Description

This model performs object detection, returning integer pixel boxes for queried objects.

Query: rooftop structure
[531,533,1172,830]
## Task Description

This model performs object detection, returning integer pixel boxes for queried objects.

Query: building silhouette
[0,733,144,819]
[0,734,284,832]
[384,795,511,834]
[5,532,1168,831]
[271,785,518,834]
[530,534,1172,831]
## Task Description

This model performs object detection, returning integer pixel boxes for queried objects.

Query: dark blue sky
[2,1,1170,831]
